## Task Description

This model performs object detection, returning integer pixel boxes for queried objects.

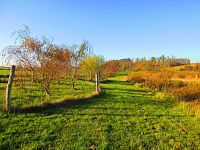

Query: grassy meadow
[0,76,96,111]
[0,72,200,149]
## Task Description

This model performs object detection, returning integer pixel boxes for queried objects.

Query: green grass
[0,67,10,75]
[115,72,133,76]
[0,67,96,109]
[0,75,200,149]
[0,80,96,109]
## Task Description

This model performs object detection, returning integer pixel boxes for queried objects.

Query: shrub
[126,74,145,84]
[174,72,200,79]
[179,65,193,71]
[176,73,186,78]
[171,80,186,88]
[167,86,200,101]
[143,70,175,91]
[144,79,161,90]
[127,70,200,102]
[127,70,186,91]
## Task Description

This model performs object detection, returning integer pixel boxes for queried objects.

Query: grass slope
[0,76,200,149]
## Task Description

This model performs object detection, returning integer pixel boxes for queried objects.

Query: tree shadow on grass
[12,93,106,114]
[57,113,195,118]
[12,90,179,117]
[103,87,149,96]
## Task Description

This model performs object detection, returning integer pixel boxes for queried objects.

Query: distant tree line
[102,55,190,75]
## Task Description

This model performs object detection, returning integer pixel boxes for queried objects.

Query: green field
[0,75,200,149]
[0,67,10,74]
[0,80,96,110]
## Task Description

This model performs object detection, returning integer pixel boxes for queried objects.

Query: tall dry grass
[126,70,200,102]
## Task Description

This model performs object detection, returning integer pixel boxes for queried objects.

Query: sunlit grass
[0,74,200,149]
[0,79,96,109]
[0,67,10,75]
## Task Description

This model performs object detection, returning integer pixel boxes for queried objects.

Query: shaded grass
[14,91,100,113]
[0,76,200,149]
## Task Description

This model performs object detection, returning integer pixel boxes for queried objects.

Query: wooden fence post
[5,65,16,111]
[95,72,100,93]
[98,72,101,92]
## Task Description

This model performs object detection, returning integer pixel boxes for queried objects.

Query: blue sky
[0,0,200,63]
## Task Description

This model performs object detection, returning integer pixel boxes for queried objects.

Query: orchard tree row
[3,26,106,96]
[104,55,190,74]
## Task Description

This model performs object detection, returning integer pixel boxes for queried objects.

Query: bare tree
[5,26,71,96]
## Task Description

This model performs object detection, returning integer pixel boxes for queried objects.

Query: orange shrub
[127,70,200,102]
[179,65,193,71]
[174,72,200,79]
[144,79,185,91]
[167,86,200,101]
[126,74,145,83]
[176,73,186,78]
[127,70,184,91]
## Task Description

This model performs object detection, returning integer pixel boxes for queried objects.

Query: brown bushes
[126,70,200,102]
[179,65,193,71]
[174,72,199,79]
[144,79,185,91]
[167,86,200,101]
[176,73,186,78]
[127,70,181,91]
[126,74,145,84]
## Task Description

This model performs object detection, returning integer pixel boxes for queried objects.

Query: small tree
[81,55,105,81]
[102,60,120,78]
[6,26,71,96]
[68,40,92,89]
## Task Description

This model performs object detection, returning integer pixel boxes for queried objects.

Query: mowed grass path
[1,76,200,149]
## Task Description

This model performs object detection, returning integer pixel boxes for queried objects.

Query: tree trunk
[31,70,34,82]
[45,89,50,97]
[98,72,101,92]
[72,81,75,90]
[42,82,50,97]
[45,86,50,97]
[95,72,100,93]
[85,72,87,82]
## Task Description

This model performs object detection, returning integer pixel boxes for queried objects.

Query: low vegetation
[1,75,200,149]
[127,71,200,99]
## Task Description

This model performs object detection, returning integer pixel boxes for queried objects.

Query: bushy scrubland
[126,70,200,102]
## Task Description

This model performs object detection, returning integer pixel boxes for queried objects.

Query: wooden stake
[5,65,15,111]
[96,73,99,93]
[95,72,100,93]
[98,72,101,92]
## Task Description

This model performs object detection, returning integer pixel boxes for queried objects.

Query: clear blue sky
[0,0,200,63]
